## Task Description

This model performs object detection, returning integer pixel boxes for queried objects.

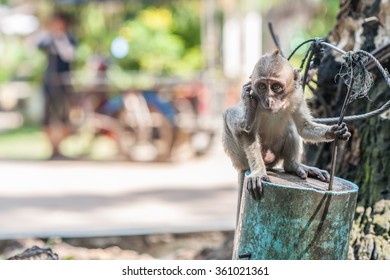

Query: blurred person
[36,12,76,159]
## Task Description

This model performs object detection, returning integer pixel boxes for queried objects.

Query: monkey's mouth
[261,103,280,113]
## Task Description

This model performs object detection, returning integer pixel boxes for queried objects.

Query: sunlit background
[0,0,338,160]
[0,0,341,258]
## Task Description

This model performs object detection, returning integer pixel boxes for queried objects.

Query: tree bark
[306,0,390,206]
[305,0,390,259]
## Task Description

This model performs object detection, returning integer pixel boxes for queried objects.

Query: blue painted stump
[232,170,359,260]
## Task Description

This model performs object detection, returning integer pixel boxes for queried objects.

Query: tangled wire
[338,51,374,104]
[287,38,390,190]
[287,38,390,124]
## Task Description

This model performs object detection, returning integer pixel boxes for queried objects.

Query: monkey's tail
[236,170,246,225]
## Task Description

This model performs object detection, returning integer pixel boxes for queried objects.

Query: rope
[313,101,390,123]
[285,36,390,190]
[288,39,390,124]
[356,50,390,88]
[313,49,390,123]
[339,51,373,103]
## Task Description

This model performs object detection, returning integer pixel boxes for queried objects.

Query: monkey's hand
[289,163,330,182]
[241,82,258,133]
[246,173,270,201]
[325,122,351,141]
[241,82,252,99]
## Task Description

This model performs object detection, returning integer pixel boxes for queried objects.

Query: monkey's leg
[283,129,330,182]
[298,123,351,182]
[285,161,330,182]
[298,164,330,182]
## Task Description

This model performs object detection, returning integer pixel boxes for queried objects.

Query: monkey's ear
[293,68,302,88]
[293,68,302,79]
[272,49,281,57]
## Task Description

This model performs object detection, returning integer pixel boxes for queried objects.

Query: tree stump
[232,170,358,260]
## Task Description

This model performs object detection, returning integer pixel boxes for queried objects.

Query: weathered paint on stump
[232,170,359,260]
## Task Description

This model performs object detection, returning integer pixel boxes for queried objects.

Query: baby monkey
[223,50,350,201]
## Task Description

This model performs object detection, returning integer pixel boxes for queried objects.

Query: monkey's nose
[261,100,270,110]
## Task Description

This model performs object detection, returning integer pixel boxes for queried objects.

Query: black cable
[287,38,316,61]
[302,50,315,94]
[268,22,286,58]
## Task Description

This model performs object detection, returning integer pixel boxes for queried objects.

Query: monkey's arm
[285,100,350,182]
[239,82,271,200]
[240,132,270,200]
[223,110,269,200]
[222,93,268,200]
[241,82,258,133]
[292,101,350,143]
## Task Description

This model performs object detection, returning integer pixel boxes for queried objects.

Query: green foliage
[0,126,51,160]
[118,9,184,73]
[288,0,339,56]
[0,36,45,83]
[116,2,202,74]
[170,1,201,49]
[72,4,116,68]
[58,0,203,75]
[307,0,339,38]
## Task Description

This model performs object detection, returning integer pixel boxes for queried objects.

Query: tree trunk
[305,0,390,259]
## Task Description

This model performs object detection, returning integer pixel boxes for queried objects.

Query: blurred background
[0,0,340,259]
[0,0,338,161]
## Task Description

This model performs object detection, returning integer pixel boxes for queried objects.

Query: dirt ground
[0,231,235,260]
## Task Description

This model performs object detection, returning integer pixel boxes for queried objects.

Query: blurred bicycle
[66,57,214,161]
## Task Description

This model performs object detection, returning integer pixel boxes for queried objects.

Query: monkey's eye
[271,83,283,93]
[257,83,267,91]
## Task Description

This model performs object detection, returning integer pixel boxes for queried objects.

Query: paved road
[0,144,238,240]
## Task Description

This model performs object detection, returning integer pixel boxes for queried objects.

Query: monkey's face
[250,51,298,113]
[252,77,289,113]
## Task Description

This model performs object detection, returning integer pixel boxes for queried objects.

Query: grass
[0,126,118,160]
[0,126,51,160]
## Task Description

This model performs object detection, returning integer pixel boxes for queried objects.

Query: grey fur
[223,52,351,201]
